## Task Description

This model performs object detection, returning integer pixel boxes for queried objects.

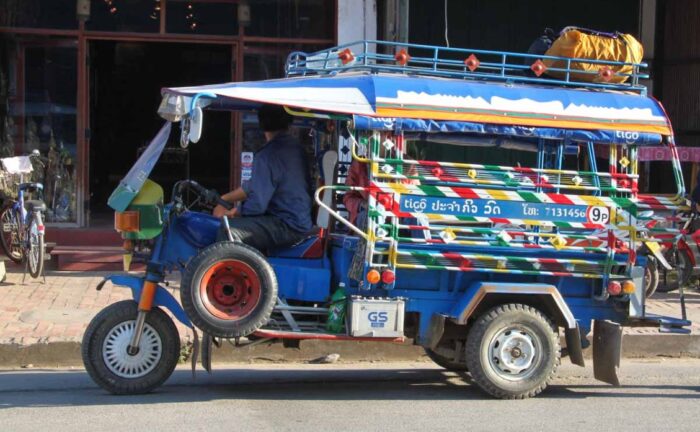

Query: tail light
[115,211,139,232]
[607,281,622,296]
[622,280,636,294]
[381,269,395,284]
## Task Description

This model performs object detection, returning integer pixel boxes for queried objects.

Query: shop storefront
[0,0,336,227]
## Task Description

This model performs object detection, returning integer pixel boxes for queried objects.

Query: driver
[213,104,313,251]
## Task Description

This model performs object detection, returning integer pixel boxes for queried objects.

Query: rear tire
[0,205,23,264]
[82,300,180,395]
[465,303,560,399]
[27,213,44,278]
[181,241,277,338]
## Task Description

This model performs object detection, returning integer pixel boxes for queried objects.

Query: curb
[1,335,699,368]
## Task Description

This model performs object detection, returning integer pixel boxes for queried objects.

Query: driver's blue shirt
[240,132,313,233]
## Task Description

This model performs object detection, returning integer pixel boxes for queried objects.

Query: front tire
[82,301,180,395]
[181,241,277,338]
[465,304,560,399]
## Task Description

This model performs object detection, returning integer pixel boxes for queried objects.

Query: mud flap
[201,332,213,374]
[565,324,585,367]
[592,320,622,386]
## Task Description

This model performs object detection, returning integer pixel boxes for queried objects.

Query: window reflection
[0,0,78,29]
[86,0,160,33]
[246,0,333,39]
[167,1,238,35]
[0,38,78,223]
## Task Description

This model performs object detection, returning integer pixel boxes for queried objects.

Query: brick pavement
[0,269,190,345]
[0,268,698,346]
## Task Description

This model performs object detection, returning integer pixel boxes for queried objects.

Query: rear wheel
[465,304,560,399]
[82,300,180,395]
[27,213,44,278]
[181,242,277,338]
[0,205,23,264]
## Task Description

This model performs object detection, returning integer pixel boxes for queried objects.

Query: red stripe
[547,193,575,205]
[452,187,481,199]
[441,251,463,262]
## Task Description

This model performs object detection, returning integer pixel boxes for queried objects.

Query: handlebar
[172,180,234,210]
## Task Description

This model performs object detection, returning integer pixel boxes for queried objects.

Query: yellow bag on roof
[543,28,643,84]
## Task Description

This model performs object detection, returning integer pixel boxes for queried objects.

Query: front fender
[98,275,192,328]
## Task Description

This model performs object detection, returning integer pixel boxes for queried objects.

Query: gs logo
[368,311,388,328]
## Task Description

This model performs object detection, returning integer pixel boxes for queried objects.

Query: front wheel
[82,300,181,395]
[465,304,560,399]
[27,213,45,278]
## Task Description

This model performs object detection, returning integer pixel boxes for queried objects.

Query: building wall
[337,0,377,45]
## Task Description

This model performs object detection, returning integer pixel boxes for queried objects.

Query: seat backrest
[316,150,338,228]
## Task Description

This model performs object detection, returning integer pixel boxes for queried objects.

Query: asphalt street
[1,359,699,432]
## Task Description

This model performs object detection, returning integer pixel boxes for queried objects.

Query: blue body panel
[104,275,192,328]
[107,207,626,343]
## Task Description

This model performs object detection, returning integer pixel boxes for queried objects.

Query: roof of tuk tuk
[160,72,673,145]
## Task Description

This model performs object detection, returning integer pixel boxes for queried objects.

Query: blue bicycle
[0,152,47,279]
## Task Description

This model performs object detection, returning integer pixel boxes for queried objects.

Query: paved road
[1,359,699,432]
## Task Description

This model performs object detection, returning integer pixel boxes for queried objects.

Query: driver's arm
[213,187,246,217]
[221,187,247,203]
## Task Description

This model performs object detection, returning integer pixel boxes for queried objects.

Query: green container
[326,283,347,334]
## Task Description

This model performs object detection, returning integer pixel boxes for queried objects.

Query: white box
[348,297,405,338]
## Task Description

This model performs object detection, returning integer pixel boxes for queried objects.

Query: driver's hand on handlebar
[213,204,238,218]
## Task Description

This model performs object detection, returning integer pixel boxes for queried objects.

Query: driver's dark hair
[257,104,292,132]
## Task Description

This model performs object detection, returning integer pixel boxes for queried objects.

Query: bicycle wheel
[27,212,45,278]
[0,205,24,264]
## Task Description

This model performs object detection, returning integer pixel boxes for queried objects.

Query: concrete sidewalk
[0,269,699,367]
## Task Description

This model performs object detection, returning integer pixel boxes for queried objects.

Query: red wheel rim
[199,260,262,320]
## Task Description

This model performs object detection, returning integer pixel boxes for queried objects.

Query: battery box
[348,297,405,338]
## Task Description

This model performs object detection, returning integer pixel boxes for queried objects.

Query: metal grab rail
[286,40,649,94]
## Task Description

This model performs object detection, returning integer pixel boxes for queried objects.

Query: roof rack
[286,40,649,95]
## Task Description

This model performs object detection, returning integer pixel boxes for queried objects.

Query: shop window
[0,0,78,29]
[0,37,79,223]
[166,1,238,35]
[86,0,160,33]
[245,0,334,39]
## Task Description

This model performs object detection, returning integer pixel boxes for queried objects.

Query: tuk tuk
[82,40,690,399]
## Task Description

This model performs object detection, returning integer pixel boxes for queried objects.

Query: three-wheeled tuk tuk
[82,40,690,399]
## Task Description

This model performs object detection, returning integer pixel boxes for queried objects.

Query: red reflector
[381,270,395,284]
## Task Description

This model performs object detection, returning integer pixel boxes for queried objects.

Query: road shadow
[1,367,699,409]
